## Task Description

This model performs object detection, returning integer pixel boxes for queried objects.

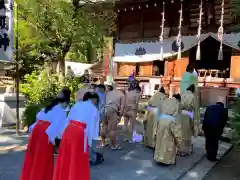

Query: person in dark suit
[202,102,228,161]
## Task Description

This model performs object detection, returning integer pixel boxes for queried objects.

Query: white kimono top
[45,104,69,143]
[28,109,50,133]
[65,100,100,148]
[29,104,68,144]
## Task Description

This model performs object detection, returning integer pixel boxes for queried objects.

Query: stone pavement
[0,128,27,180]
[0,128,28,151]
[202,149,240,180]
[91,136,231,180]
[0,127,232,180]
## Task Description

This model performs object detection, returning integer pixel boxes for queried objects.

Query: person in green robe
[180,62,200,136]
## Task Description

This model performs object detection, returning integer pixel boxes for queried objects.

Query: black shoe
[207,156,218,162]
[90,152,104,165]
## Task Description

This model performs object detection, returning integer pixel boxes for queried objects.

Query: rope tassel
[159,2,165,61]
[218,45,223,60]
[218,0,224,60]
[196,42,201,60]
[177,45,181,59]
[177,0,183,60]
[160,46,164,60]
[196,0,203,61]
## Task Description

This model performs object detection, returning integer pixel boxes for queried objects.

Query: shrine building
[91,0,240,106]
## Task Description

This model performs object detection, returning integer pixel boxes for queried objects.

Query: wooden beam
[140,9,144,38]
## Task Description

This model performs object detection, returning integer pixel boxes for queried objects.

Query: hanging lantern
[196,0,203,60]
[177,0,183,59]
[159,2,165,61]
[218,0,224,60]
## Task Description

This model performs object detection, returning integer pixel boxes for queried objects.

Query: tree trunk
[58,56,65,79]
[88,46,97,63]
[54,0,79,80]
[57,41,72,79]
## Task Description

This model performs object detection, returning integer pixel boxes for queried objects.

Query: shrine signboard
[0,0,13,62]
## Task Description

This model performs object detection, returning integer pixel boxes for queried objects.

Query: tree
[233,0,240,17]
[18,0,115,77]
[228,0,240,32]
[14,6,44,79]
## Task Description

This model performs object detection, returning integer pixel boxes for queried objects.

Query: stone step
[179,141,233,180]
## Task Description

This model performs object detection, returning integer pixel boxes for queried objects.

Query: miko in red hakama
[20,120,54,180]
[53,120,90,180]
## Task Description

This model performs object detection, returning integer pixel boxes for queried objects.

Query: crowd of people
[143,62,228,165]
[20,62,228,180]
[20,72,142,180]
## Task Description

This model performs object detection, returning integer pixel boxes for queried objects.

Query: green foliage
[231,98,240,147]
[20,70,82,126]
[228,0,240,32]
[20,71,60,104]
[232,0,240,17]
[14,9,44,78]
[17,0,115,70]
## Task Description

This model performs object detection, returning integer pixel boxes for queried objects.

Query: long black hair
[44,98,60,113]
[44,88,71,113]
[159,86,165,94]
[186,63,194,72]
[186,84,195,93]
[83,92,99,105]
[57,87,71,103]
[173,93,181,102]
[216,102,224,108]
[135,85,141,92]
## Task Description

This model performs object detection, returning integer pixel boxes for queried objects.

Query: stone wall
[0,95,26,127]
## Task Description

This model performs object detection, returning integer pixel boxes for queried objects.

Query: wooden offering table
[199,86,229,107]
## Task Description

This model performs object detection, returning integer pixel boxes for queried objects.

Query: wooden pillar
[116,14,120,40]
[174,57,189,77]
[230,49,240,79]
[230,56,240,79]
[164,60,168,76]
[140,10,144,38]
[103,37,114,80]
[114,62,119,76]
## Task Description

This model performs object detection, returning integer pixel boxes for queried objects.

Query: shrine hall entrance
[152,60,165,76]
[189,36,232,78]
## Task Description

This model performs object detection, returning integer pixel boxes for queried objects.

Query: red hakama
[20,120,54,180]
[53,120,90,180]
